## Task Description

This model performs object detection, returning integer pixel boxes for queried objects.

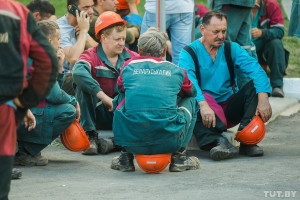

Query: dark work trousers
[0,105,17,200]
[62,74,75,96]
[76,88,113,133]
[193,81,258,149]
[256,39,288,88]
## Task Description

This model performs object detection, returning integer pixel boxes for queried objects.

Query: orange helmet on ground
[116,0,140,10]
[235,115,266,145]
[135,153,171,174]
[95,11,127,39]
[61,119,90,152]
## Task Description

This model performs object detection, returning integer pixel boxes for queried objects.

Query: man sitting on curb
[15,20,80,166]
[251,0,289,97]
[89,0,140,52]
[73,11,138,155]
[111,28,200,172]
[179,11,272,161]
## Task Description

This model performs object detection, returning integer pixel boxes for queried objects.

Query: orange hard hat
[61,119,90,152]
[235,115,266,145]
[116,0,140,10]
[135,153,171,174]
[94,11,127,39]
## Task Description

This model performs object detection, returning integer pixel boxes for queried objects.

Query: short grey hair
[137,27,168,58]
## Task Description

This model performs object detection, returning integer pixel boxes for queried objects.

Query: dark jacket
[0,0,58,108]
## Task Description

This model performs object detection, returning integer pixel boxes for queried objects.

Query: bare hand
[96,91,114,112]
[102,96,113,112]
[199,101,216,128]
[57,46,65,73]
[74,25,80,38]
[256,92,272,122]
[75,102,81,121]
[24,109,36,131]
[76,10,90,33]
[252,28,263,38]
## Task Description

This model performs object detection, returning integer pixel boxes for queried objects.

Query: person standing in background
[141,0,194,66]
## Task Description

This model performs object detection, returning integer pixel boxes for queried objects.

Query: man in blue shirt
[179,11,272,161]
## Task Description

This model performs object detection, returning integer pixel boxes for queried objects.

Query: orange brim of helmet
[135,153,171,174]
[235,115,266,145]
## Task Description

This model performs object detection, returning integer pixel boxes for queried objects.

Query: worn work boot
[209,137,238,161]
[15,151,48,166]
[98,137,114,154]
[239,143,264,157]
[272,87,284,97]
[169,150,200,172]
[11,168,22,179]
[82,131,98,155]
[111,151,135,172]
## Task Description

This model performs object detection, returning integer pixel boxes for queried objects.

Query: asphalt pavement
[9,96,300,200]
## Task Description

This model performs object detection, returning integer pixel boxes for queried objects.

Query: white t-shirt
[144,0,194,14]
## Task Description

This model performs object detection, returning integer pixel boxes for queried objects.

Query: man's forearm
[96,90,108,101]
[65,31,88,65]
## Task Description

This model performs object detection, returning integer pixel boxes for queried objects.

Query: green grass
[16,0,299,77]
[17,0,67,17]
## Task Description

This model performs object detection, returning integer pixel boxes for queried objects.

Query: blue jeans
[141,11,193,66]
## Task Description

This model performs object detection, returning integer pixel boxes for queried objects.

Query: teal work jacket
[113,56,197,149]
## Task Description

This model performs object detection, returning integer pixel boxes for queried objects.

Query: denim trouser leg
[168,13,193,66]
[141,11,157,34]
[141,11,193,66]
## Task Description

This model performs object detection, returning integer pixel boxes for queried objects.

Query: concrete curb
[283,78,300,100]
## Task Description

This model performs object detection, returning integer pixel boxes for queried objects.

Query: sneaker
[209,137,238,161]
[82,131,98,155]
[239,143,264,157]
[11,168,22,179]
[169,150,200,172]
[272,87,284,97]
[98,138,114,154]
[111,151,135,172]
[15,152,48,166]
